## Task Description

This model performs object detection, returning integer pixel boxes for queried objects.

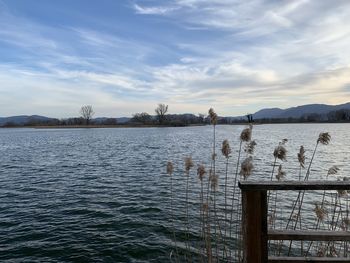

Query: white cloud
[133,3,178,15]
[1,0,350,117]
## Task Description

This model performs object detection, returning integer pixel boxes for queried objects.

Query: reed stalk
[268,140,287,254]
[197,164,206,263]
[229,125,253,261]
[184,157,194,262]
[166,113,340,261]
[221,139,231,260]
[205,168,212,262]
[202,108,218,262]
[296,133,331,256]
[209,108,218,261]
[167,162,179,263]
[287,138,320,231]
[303,166,340,255]
[228,139,242,261]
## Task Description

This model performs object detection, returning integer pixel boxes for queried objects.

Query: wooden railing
[238,181,350,263]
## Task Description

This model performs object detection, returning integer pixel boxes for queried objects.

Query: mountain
[0,115,56,126]
[253,108,285,119]
[253,102,350,120]
[0,115,131,126]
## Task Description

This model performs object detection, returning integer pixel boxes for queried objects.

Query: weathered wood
[239,181,350,191]
[268,256,350,262]
[242,190,268,263]
[240,181,350,262]
[269,230,350,241]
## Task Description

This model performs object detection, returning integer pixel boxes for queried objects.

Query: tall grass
[166,108,349,262]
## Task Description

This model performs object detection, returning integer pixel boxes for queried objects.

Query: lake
[0,124,349,262]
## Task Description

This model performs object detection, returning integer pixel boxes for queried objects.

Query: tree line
[130,103,207,126]
[1,105,350,127]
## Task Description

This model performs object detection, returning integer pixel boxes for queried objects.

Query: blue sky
[1,0,350,117]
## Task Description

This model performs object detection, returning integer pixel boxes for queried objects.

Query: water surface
[0,124,349,262]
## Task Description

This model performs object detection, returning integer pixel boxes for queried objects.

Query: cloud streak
[0,0,350,117]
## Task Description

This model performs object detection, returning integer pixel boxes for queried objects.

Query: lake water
[1,124,349,262]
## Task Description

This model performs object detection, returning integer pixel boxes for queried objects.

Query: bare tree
[155,104,168,124]
[80,105,95,125]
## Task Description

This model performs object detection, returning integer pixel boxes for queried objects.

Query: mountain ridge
[0,115,131,126]
[252,102,350,119]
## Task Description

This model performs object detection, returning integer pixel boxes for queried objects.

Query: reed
[197,164,206,262]
[166,161,179,262]
[165,109,348,261]
[221,139,231,259]
[268,140,287,233]
[268,140,287,255]
[184,156,194,262]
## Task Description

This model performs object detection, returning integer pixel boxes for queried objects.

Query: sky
[0,0,350,118]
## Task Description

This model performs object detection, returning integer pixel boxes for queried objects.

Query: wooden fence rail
[238,181,350,263]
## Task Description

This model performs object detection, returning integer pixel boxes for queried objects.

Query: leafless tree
[80,105,95,125]
[155,104,168,124]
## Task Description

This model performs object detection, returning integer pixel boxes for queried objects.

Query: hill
[253,102,350,120]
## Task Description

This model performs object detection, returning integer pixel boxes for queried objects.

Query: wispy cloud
[0,11,58,51]
[133,3,178,15]
[1,0,350,117]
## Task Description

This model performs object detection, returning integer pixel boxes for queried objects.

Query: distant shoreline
[0,124,208,129]
[0,122,349,129]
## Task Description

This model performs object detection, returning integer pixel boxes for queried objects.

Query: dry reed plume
[240,157,254,180]
[165,110,348,261]
[276,164,286,181]
[298,146,305,169]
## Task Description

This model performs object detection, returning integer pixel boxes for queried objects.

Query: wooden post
[242,190,268,263]
[239,181,350,262]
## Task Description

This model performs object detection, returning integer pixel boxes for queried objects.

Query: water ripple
[0,124,349,261]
